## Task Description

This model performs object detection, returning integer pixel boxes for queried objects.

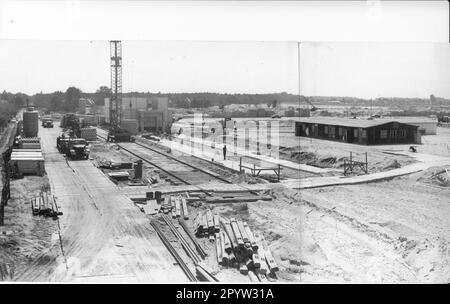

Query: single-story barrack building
[294,117,420,145]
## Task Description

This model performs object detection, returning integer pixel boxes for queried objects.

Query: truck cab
[66,138,90,160]
[57,137,70,153]
[42,118,54,128]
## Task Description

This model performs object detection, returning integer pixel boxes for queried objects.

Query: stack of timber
[193,209,220,242]
[186,192,272,204]
[139,194,189,219]
[157,195,189,219]
[31,191,62,219]
[202,216,279,278]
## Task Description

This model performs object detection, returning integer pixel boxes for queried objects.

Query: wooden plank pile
[31,191,62,219]
[193,210,220,242]
[139,194,190,219]
[197,214,279,278]
[186,193,272,204]
[141,199,161,215]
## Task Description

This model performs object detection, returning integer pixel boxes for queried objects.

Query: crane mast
[110,40,122,133]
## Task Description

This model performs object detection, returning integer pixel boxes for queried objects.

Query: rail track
[96,130,260,197]
[150,219,197,282]
[96,129,254,282]
[97,133,228,186]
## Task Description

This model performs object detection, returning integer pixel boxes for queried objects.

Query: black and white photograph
[0,0,449,288]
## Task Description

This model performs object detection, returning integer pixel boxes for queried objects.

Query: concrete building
[104,96,172,133]
[295,117,420,145]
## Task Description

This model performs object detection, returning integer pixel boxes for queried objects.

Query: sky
[0,1,448,98]
[300,42,450,99]
[1,40,449,99]
[0,40,298,95]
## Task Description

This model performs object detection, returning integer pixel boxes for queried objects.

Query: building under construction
[104,96,173,134]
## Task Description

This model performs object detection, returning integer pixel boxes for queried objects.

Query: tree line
[0,91,25,129]
[2,86,450,120]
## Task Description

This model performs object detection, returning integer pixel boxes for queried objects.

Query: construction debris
[138,194,190,220]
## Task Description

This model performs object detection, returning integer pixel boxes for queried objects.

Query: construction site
[1,40,450,284]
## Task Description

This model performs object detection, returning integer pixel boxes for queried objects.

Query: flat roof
[385,117,437,123]
[296,117,416,128]
[11,157,44,161]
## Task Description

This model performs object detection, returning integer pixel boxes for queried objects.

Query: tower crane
[107,40,134,142]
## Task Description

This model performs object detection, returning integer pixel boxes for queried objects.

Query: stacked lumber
[141,199,161,215]
[193,209,220,239]
[186,195,272,204]
[158,195,189,219]
[213,216,279,277]
[31,191,63,219]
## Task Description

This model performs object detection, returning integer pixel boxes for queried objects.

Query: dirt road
[15,123,186,282]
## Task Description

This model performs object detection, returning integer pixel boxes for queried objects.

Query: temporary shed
[10,149,45,175]
[296,117,420,145]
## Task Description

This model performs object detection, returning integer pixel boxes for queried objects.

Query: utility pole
[298,42,302,111]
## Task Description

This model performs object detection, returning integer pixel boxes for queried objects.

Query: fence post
[365,152,368,174]
[239,157,242,173]
[0,200,3,226]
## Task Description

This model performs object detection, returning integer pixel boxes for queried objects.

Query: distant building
[295,117,420,145]
[386,117,437,135]
[104,96,172,133]
[78,98,95,114]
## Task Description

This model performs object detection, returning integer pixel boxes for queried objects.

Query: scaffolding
[343,152,368,175]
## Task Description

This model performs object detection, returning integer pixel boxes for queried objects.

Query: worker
[223,145,227,160]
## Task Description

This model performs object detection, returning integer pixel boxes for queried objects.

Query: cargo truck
[66,138,90,160]
[42,118,54,128]
[57,136,89,160]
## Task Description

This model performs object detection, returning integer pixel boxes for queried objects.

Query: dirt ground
[291,137,416,174]
[71,137,450,283]
[0,175,57,280]
[89,142,161,187]
[221,168,449,283]
[3,122,449,283]
[90,140,266,187]
[419,127,450,157]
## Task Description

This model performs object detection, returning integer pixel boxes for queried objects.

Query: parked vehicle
[42,118,54,128]
[66,138,90,160]
[57,136,89,159]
